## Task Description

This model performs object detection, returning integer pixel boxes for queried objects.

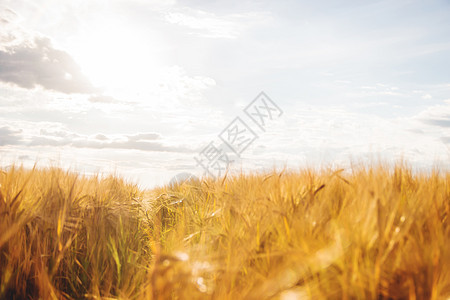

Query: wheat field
[0,164,449,299]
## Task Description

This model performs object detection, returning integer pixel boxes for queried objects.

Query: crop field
[0,164,449,299]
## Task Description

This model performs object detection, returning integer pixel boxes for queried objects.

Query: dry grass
[0,164,449,299]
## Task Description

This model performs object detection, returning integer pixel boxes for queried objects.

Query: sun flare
[72,21,165,94]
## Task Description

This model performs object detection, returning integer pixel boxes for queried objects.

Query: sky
[0,0,450,187]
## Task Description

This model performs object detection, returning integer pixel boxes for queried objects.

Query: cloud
[88,95,137,107]
[88,95,120,103]
[0,7,23,47]
[0,37,96,94]
[0,7,17,26]
[424,116,450,128]
[95,134,108,141]
[39,128,81,138]
[72,139,190,152]
[30,130,190,153]
[441,136,450,144]
[122,0,176,8]
[165,8,271,38]
[0,126,23,146]
[418,101,450,129]
[127,133,160,141]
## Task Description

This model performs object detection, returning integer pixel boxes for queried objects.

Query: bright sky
[0,0,449,187]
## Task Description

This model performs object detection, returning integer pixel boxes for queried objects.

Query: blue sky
[0,0,449,187]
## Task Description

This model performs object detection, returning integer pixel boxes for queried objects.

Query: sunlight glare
[74,20,165,94]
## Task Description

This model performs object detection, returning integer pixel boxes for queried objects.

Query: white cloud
[0,37,96,93]
[165,8,272,38]
[0,126,23,146]
[0,7,96,94]
[4,124,192,153]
